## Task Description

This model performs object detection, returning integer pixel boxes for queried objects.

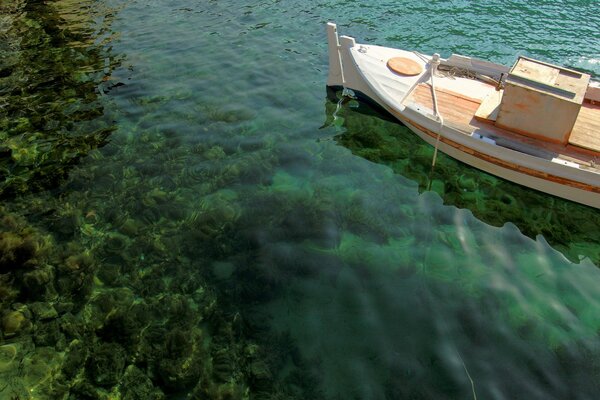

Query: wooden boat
[326,22,600,209]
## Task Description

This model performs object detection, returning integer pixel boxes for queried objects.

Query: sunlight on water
[0,0,599,399]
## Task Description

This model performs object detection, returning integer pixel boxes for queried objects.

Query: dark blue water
[1,0,599,399]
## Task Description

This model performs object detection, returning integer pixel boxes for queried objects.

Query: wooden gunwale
[409,83,600,169]
[402,117,600,194]
[326,22,600,206]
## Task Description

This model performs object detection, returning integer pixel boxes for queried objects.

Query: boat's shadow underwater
[323,87,600,267]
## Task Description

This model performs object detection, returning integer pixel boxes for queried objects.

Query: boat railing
[442,54,509,81]
[585,81,600,103]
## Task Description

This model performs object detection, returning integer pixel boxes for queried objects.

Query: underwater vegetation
[3,0,600,398]
[326,89,600,267]
[317,90,600,397]
[0,131,318,400]
[0,0,117,198]
[3,77,593,397]
[0,3,317,398]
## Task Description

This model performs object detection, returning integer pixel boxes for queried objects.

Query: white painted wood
[475,89,502,122]
[585,81,600,102]
[349,45,427,107]
[444,54,509,79]
[402,118,600,208]
[325,23,600,208]
[326,22,344,87]
[496,57,591,143]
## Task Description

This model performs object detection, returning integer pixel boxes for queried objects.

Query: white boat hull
[401,118,599,207]
[326,22,600,209]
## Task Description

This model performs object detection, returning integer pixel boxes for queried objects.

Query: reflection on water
[1,2,315,399]
[326,87,600,266]
[1,0,600,399]
[0,0,119,198]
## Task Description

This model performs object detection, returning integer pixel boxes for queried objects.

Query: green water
[1,0,600,399]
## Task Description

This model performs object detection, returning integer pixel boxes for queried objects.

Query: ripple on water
[1,0,599,399]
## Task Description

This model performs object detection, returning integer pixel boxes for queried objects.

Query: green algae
[311,90,600,393]
[329,89,600,266]
[0,2,304,399]
[1,0,599,399]
[0,0,118,198]
[0,84,312,400]
[0,344,18,373]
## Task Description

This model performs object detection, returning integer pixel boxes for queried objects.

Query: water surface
[1,0,600,399]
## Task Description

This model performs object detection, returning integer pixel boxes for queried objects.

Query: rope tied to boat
[429,53,444,168]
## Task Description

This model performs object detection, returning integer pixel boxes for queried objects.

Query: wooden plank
[406,117,600,194]
[513,58,559,85]
[407,83,480,129]
[474,89,502,123]
[406,79,600,169]
[585,82,600,102]
[569,102,600,152]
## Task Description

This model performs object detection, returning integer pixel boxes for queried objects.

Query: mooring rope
[458,351,478,400]
[428,53,444,168]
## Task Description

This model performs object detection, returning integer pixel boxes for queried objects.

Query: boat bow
[326,22,600,208]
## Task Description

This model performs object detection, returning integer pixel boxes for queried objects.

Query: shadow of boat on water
[323,86,600,267]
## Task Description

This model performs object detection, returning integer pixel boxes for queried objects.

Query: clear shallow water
[1,0,600,399]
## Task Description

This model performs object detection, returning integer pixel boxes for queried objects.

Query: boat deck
[570,102,600,153]
[405,79,600,172]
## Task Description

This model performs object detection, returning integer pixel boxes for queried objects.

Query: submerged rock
[155,327,206,390]
[22,266,56,299]
[0,344,18,373]
[62,339,88,379]
[33,319,65,348]
[204,145,227,160]
[21,346,63,397]
[1,310,31,338]
[0,230,40,273]
[121,365,165,400]
[86,342,127,387]
[30,302,58,321]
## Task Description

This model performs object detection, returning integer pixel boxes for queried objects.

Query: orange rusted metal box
[496,56,590,144]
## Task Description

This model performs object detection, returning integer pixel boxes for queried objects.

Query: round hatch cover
[387,57,423,76]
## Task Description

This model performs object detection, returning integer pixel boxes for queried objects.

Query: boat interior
[401,56,600,174]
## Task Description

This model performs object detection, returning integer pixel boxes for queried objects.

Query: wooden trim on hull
[325,22,600,208]
[327,84,599,207]
[400,117,600,207]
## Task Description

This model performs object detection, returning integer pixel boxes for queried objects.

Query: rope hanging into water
[428,53,444,168]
